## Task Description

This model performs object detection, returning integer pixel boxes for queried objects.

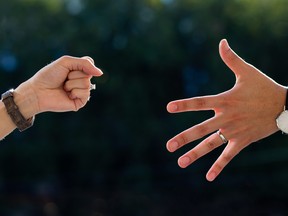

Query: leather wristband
[1,89,35,132]
[285,88,288,110]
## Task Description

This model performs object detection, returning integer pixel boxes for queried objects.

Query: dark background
[1,0,288,215]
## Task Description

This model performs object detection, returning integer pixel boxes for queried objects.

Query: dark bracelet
[286,88,288,110]
[1,89,35,132]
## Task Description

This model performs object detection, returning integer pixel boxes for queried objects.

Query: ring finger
[178,132,227,168]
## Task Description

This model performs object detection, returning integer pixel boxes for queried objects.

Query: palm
[166,39,286,181]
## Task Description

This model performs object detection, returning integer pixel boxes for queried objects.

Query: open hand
[166,39,286,181]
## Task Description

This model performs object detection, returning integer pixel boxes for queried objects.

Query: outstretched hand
[166,39,286,181]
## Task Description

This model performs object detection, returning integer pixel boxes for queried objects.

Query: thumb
[80,56,103,77]
[81,56,95,65]
[219,39,248,77]
[60,56,104,77]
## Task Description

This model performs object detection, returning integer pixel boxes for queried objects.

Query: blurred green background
[1,0,288,215]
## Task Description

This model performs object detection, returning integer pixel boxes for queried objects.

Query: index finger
[167,95,220,113]
[68,71,92,80]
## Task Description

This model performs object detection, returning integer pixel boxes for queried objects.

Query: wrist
[276,86,288,133]
[14,81,40,119]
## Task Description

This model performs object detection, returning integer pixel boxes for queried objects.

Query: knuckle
[180,101,189,111]
[206,140,217,150]
[195,125,208,138]
[70,91,76,99]
[188,151,199,161]
[194,98,206,108]
[178,134,189,146]
[222,153,233,163]
[83,56,94,64]
[213,163,223,173]
[82,57,93,66]
[59,55,72,62]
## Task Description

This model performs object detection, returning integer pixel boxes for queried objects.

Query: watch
[1,89,35,132]
[276,89,288,134]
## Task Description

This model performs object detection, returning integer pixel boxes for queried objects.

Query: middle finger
[167,115,223,152]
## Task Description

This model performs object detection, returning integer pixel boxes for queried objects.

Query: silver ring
[90,83,96,91]
[217,130,228,144]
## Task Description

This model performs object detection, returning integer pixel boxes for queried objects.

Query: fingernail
[168,104,178,112]
[221,39,230,51]
[207,171,216,182]
[179,156,190,167]
[98,68,104,75]
[168,141,179,152]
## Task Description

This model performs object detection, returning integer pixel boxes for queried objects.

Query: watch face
[276,110,288,134]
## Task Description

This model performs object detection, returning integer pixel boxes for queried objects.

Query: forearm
[0,55,101,140]
[0,100,17,140]
[0,81,38,140]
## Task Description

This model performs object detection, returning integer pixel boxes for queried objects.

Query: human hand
[166,39,287,182]
[15,56,103,117]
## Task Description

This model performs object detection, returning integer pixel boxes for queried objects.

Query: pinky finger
[206,141,241,182]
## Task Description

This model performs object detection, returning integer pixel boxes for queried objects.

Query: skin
[0,55,103,140]
[166,39,287,182]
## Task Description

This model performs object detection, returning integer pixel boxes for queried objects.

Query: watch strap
[1,89,35,132]
[285,88,288,110]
